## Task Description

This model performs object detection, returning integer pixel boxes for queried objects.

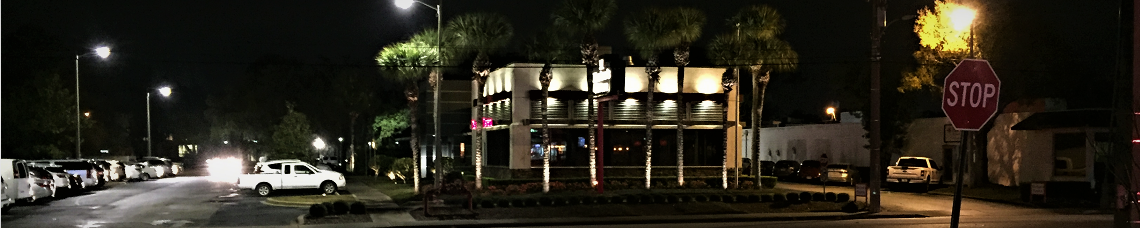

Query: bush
[349,202,366,214]
[747,194,761,203]
[525,198,539,207]
[693,195,708,202]
[842,201,859,213]
[687,180,710,189]
[539,197,553,206]
[611,195,625,204]
[309,204,328,218]
[666,195,679,203]
[785,193,799,202]
[741,181,756,189]
[596,196,610,204]
[511,199,525,207]
[321,202,334,212]
[653,195,667,204]
[812,192,825,201]
[721,195,736,203]
[837,193,851,202]
[678,195,692,203]
[480,199,495,208]
[389,158,415,184]
[799,192,812,202]
[759,176,778,188]
[567,196,582,205]
[825,192,837,202]
[552,197,568,206]
[773,194,787,202]
[370,155,395,177]
[332,201,350,215]
[761,194,774,202]
[496,199,510,207]
[708,194,722,202]
[640,195,654,204]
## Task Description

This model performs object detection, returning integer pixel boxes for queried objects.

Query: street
[529,214,1113,228]
[1,175,303,228]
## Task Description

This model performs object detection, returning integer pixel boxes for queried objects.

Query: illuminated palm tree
[552,0,617,188]
[375,40,438,194]
[524,28,575,193]
[448,12,514,189]
[662,7,706,186]
[624,8,675,189]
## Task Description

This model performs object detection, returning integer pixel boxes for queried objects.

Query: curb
[378,211,927,228]
[262,200,312,208]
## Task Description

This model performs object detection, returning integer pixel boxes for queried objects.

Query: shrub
[825,192,837,202]
[567,196,582,205]
[539,197,553,206]
[842,201,859,213]
[309,204,328,218]
[773,193,787,202]
[480,199,495,208]
[678,195,692,203]
[552,197,568,206]
[741,181,756,189]
[721,195,735,203]
[688,180,709,189]
[653,195,666,204]
[812,192,825,201]
[694,195,708,202]
[760,194,774,202]
[332,201,350,215]
[321,202,334,212]
[550,182,567,191]
[640,195,654,204]
[759,176,778,188]
[626,195,641,204]
[610,195,625,204]
[580,196,595,204]
[496,199,510,207]
[666,195,680,203]
[747,194,761,203]
[370,155,395,178]
[785,193,799,202]
[799,192,812,202]
[389,158,415,184]
[837,193,851,202]
[511,199,525,207]
[525,198,539,207]
[349,202,366,214]
[596,196,610,204]
[708,194,722,202]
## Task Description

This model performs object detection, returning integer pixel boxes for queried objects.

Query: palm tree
[524,28,574,193]
[448,12,514,189]
[375,40,438,194]
[625,8,674,189]
[708,35,740,189]
[407,28,461,186]
[552,0,616,188]
[662,7,706,187]
[711,5,799,188]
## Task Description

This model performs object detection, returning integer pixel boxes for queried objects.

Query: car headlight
[339,175,345,180]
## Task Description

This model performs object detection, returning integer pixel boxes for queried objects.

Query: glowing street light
[158,86,172,97]
[84,112,91,118]
[949,6,976,32]
[75,46,111,159]
[394,0,414,9]
[313,137,327,150]
[825,107,836,122]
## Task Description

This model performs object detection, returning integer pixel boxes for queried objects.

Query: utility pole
[868,0,885,213]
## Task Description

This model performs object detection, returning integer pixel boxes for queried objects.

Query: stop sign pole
[942,59,1000,228]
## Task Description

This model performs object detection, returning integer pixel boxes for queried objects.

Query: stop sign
[942,59,1001,131]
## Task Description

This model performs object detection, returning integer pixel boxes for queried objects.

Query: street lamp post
[396,0,443,186]
[148,87,172,157]
[75,47,111,159]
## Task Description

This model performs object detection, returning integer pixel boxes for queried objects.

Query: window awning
[1010,109,1112,130]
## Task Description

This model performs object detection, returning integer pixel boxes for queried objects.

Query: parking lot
[1,172,305,228]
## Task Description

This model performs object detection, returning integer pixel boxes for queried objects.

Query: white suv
[236,160,346,196]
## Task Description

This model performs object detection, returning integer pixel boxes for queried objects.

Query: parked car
[140,159,173,178]
[2,159,39,204]
[39,167,75,191]
[759,160,776,176]
[125,162,157,181]
[824,164,861,185]
[2,178,12,212]
[774,160,801,180]
[104,160,127,181]
[28,160,98,189]
[236,159,346,196]
[887,156,942,191]
[798,160,823,181]
[26,167,56,201]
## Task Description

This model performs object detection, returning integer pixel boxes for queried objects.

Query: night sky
[2,0,1122,140]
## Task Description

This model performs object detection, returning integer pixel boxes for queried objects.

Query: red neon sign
[470,118,494,130]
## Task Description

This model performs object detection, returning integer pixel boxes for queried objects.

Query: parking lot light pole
[75,47,111,159]
[148,87,172,157]
[395,0,443,186]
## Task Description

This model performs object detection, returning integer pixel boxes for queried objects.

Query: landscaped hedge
[759,176,778,188]
[812,193,825,201]
[799,192,812,202]
[785,193,799,202]
[349,202,366,214]
[837,193,851,202]
[309,204,328,218]
[773,194,787,202]
[825,192,837,202]
[761,194,774,202]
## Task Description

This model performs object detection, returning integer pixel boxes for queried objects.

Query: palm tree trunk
[406,83,421,194]
[473,54,491,190]
[431,70,442,186]
[540,64,553,193]
[645,58,659,190]
[583,36,598,188]
[751,70,769,188]
[722,68,738,189]
[676,66,685,186]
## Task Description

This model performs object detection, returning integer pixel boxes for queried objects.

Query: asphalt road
[1,174,304,228]
[776,182,1069,217]
[529,214,1114,228]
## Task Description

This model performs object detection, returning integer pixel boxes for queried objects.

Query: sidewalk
[345,176,399,209]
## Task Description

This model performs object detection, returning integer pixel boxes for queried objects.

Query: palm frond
[447,13,515,56]
[551,0,618,35]
[624,8,675,58]
[729,5,785,40]
[375,41,437,83]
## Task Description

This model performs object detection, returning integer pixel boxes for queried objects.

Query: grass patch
[368,181,417,204]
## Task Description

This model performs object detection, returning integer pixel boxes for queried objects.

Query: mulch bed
[409,201,852,220]
[304,214,372,225]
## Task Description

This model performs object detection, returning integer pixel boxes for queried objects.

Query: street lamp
[825,107,836,122]
[147,86,171,157]
[313,137,327,150]
[75,46,111,159]
[395,0,443,186]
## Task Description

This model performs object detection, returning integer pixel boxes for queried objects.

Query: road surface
[528,214,1113,228]
[1,174,303,228]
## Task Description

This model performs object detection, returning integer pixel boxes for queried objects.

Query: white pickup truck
[886,156,942,190]
[236,159,346,196]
